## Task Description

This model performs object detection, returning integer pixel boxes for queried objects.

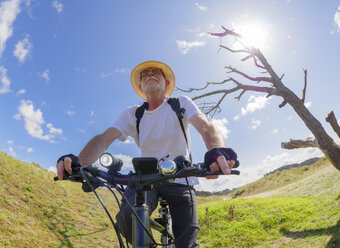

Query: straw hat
[130,60,175,100]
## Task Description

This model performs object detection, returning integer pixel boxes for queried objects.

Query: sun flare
[234,23,268,50]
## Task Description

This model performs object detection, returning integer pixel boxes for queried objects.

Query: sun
[234,23,268,50]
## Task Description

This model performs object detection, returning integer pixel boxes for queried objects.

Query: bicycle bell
[158,156,177,175]
[99,152,114,168]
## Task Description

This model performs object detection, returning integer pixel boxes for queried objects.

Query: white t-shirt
[112,95,202,185]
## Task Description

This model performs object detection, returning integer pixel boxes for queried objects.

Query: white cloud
[197,32,208,38]
[0,0,22,58]
[47,123,63,135]
[76,128,85,133]
[48,166,57,173]
[13,113,21,120]
[14,100,62,141]
[101,68,130,78]
[194,3,207,11]
[90,111,94,117]
[100,72,112,78]
[176,40,206,54]
[234,95,270,120]
[17,88,25,95]
[211,118,230,139]
[27,147,33,152]
[250,118,261,129]
[115,68,129,73]
[38,69,50,82]
[304,101,312,109]
[334,6,340,32]
[13,35,32,63]
[8,146,16,157]
[7,140,14,145]
[123,137,134,144]
[195,148,323,192]
[52,0,63,14]
[0,66,11,93]
[271,129,279,134]
[66,109,75,116]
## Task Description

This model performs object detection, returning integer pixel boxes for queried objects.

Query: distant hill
[264,157,320,176]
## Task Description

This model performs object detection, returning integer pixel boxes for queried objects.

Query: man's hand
[204,148,237,179]
[56,154,82,180]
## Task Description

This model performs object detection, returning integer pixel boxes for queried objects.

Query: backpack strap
[135,102,149,136]
[167,98,188,146]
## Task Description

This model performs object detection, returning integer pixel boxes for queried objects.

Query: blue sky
[1,0,339,191]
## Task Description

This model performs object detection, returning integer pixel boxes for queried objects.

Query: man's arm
[56,127,122,179]
[190,113,234,178]
[190,113,226,149]
[78,127,122,165]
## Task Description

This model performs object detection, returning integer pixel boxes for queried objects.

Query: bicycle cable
[80,169,126,248]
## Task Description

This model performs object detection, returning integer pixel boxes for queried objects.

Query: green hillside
[0,151,121,247]
[0,151,339,247]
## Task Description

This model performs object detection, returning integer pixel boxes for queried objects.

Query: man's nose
[147,70,154,76]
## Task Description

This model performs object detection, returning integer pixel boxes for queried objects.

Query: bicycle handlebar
[54,160,240,189]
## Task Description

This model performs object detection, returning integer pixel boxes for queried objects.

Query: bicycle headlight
[99,153,114,168]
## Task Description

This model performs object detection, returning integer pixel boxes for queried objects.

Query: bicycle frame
[54,155,240,248]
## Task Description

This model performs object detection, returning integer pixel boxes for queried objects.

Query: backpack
[135,98,191,159]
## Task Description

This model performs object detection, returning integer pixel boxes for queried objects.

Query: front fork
[132,190,152,248]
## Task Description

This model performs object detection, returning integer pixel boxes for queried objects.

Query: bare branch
[192,88,238,101]
[226,66,272,83]
[192,78,276,102]
[241,54,253,61]
[302,69,307,103]
[253,56,266,69]
[205,92,228,117]
[176,78,234,93]
[220,45,248,54]
[208,25,242,38]
[326,111,340,139]
[279,100,287,108]
[235,89,246,101]
[281,137,319,149]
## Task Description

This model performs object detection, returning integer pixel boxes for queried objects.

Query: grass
[0,151,339,247]
[0,151,120,247]
[197,195,340,247]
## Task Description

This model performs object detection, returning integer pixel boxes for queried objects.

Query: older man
[56,60,237,247]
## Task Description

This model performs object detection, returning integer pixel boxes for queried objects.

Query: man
[56,60,236,247]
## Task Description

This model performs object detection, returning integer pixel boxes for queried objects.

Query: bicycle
[54,153,240,248]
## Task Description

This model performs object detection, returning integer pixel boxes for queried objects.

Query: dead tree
[178,26,340,171]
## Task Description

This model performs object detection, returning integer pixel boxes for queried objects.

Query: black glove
[204,148,239,169]
[57,153,83,176]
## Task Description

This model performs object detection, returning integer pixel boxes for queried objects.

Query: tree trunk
[281,87,340,170]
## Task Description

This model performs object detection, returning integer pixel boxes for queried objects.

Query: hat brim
[130,60,175,100]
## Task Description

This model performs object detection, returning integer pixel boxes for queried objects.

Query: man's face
[140,67,169,95]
